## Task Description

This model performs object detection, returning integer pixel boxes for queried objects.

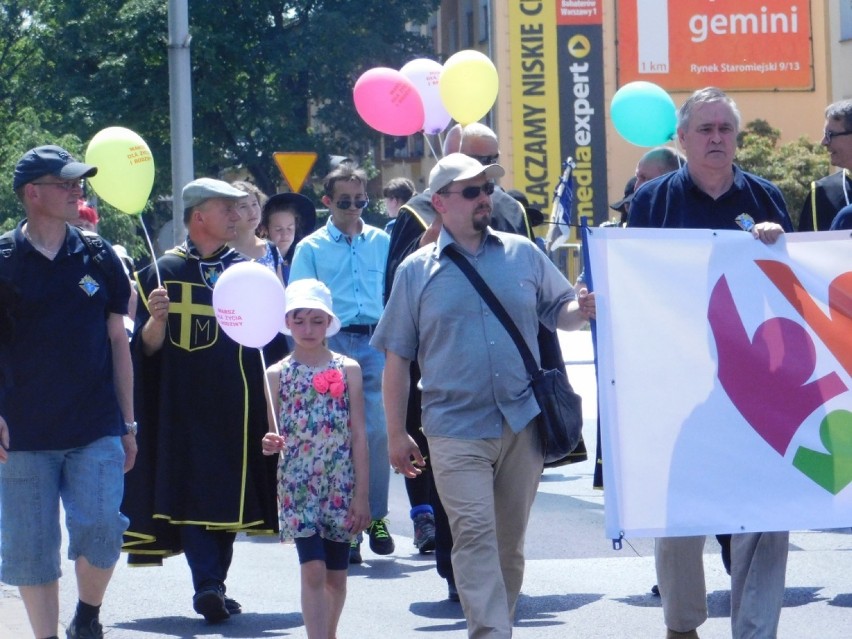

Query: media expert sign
[558,2,609,226]
[617,0,814,91]
[508,0,609,226]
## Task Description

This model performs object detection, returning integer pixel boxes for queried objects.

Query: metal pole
[167,0,194,248]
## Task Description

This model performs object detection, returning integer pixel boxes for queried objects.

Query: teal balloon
[611,82,677,147]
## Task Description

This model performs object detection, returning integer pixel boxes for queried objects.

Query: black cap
[13,145,97,190]
[609,176,638,211]
[506,188,545,227]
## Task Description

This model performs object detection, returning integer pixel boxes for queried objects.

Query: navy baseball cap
[13,145,97,190]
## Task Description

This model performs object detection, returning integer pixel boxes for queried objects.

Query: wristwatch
[124,421,138,436]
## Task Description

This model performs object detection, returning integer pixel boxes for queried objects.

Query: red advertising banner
[617,0,813,91]
[557,0,603,25]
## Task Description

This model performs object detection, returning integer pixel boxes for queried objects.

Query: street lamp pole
[167,0,194,247]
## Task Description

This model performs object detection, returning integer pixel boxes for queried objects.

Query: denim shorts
[0,436,129,586]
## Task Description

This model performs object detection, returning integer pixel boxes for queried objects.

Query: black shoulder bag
[443,246,583,464]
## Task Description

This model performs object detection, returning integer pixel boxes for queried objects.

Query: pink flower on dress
[313,369,345,397]
[313,372,330,394]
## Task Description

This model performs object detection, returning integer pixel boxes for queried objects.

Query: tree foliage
[0,0,439,249]
[736,119,830,230]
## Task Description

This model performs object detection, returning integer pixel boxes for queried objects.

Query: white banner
[587,227,852,540]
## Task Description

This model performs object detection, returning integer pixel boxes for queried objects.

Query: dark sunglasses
[335,198,369,210]
[823,129,852,143]
[469,154,498,165]
[440,181,496,200]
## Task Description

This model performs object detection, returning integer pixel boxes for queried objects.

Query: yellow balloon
[85,127,155,215]
[439,50,498,125]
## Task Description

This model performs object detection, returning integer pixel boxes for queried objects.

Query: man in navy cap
[122,177,288,623]
[0,145,136,639]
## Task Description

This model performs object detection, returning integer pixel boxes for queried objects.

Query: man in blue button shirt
[628,87,791,639]
[374,153,593,638]
[290,163,393,563]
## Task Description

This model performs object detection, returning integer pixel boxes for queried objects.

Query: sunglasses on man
[335,198,369,210]
[439,182,496,200]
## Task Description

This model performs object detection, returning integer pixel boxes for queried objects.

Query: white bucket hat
[282,278,341,337]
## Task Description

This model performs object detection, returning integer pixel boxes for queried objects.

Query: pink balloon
[353,67,425,136]
[400,58,451,135]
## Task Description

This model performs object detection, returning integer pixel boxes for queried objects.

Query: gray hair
[677,87,741,132]
[825,99,852,130]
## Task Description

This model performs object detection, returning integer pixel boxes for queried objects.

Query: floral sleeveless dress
[255,240,282,274]
[276,354,354,542]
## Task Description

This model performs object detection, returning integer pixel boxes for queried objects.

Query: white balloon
[401,58,452,135]
[212,261,286,348]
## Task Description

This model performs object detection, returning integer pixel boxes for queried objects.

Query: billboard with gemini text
[617,0,814,91]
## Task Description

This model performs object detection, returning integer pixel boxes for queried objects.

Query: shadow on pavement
[112,611,303,637]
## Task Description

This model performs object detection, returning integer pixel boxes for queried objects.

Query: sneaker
[193,587,230,623]
[447,578,460,603]
[349,538,363,564]
[224,597,242,615]
[367,518,395,555]
[66,617,104,639]
[412,511,436,553]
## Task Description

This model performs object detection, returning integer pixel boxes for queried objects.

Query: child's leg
[325,569,347,639]
[324,539,352,639]
[295,536,330,639]
[301,560,328,639]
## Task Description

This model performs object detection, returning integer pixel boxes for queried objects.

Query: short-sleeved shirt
[628,164,793,232]
[372,227,575,439]
[0,222,130,450]
[290,219,389,326]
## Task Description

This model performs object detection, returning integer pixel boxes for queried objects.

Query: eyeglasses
[468,154,498,165]
[335,198,369,210]
[30,179,85,191]
[439,181,496,200]
[823,129,852,143]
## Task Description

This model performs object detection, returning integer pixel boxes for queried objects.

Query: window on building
[479,0,490,43]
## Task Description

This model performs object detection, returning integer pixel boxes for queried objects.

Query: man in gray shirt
[372,153,594,638]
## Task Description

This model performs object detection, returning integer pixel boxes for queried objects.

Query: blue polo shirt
[290,218,390,326]
[628,164,793,232]
[0,222,129,451]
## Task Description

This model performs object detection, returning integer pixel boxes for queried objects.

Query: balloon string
[259,348,282,437]
[423,133,440,160]
[137,213,162,288]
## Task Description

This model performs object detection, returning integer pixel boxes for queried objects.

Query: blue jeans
[328,331,389,521]
[0,436,128,586]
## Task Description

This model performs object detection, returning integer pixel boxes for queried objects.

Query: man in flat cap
[122,178,287,623]
[0,145,136,639]
[373,153,594,638]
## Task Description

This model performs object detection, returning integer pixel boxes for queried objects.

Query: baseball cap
[609,176,638,211]
[429,153,505,194]
[282,278,341,337]
[182,178,246,209]
[13,145,97,190]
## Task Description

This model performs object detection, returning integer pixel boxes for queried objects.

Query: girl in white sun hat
[261,278,369,639]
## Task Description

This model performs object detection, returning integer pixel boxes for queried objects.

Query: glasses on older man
[468,154,498,165]
[439,181,496,200]
[823,129,852,143]
[30,179,85,192]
